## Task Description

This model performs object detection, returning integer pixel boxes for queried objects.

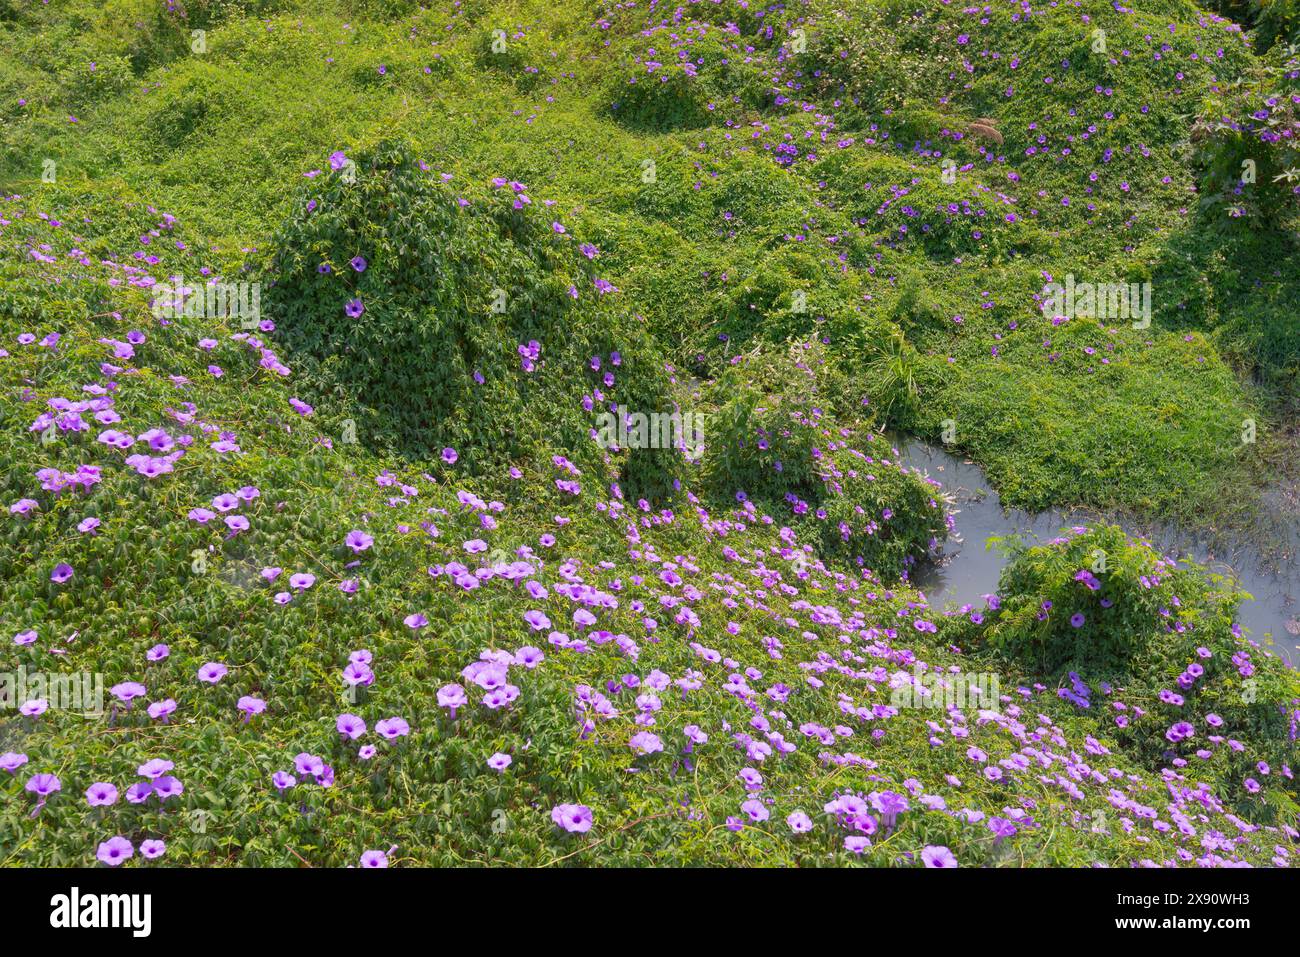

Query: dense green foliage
[0,0,1297,869]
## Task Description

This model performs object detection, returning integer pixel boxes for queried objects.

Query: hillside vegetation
[0,0,1297,867]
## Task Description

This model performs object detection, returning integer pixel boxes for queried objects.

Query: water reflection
[894,438,1300,666]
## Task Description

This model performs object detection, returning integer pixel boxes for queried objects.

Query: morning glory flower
[337,713,367,740]
[629,732,663,755]
[345,529,373,552]
[197,662,228,684]
[96,837,133,867]
[921,845,958,868]
[148,699,177,722]
[437,684,467,718]
[294,753,324,777]
[375,717,410,740]
[787,811,813,833]
[86,783,119,807]
[25,773,61,797]
[137,759,174,780]
[551,804,593,833]
[0,753,29,773]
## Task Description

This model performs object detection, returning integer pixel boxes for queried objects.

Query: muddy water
[895,439,1300,666]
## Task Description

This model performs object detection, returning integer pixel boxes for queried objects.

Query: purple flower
[96,837,133,866]
[137,759,173,780]
[350,256,367,273]
[437,683,467,717]
[441,447,458,465]
[86,782,119,807]
[126,782,153,804]
[111,681,147,704]
[551,803,593,833]
[1,752,30,773]
[523,610,551,631]
[1069,612,1086,628]
[488,752,512,771]
[344,298,364,318]
[345,529,374,552]
[375,717,410,740]
[153,780,184,800]
[359,849,389,868]
[921,845,958,868]
[25,773,61,797]
[140,839,166,860]
[294,753,324,777]
[629,731,663,755]
[337,713,367,739]
[50,563,74,584]
[237,696,266,719]
[148,699,177,722]
[404,612,428,630]
[197,662,228,684]
[514,646,543,669]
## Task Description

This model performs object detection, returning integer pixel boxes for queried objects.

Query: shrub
[1192,44,1300,228]
[606,22,769,130]
[700,342,946,577]
[263,138,677,485]
[974,525,1201,675]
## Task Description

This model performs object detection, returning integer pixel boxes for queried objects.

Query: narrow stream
[896,439,1300,667]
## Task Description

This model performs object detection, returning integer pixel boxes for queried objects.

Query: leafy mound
[702,342,948,578]
[0,0,1298,873]
[606,20,772,131]
[264,139,676,487]
[955,525,1300,825]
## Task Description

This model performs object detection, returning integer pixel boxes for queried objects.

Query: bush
[1192,44,1300,228]
[958,525,1300,820]
[264,138,677,485]
[700,342,946,577]
[606,22,770,130]
[974,526,1205,675]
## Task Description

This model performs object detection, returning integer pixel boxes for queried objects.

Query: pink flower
[551,803,593,833]
[921,845,958,868]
